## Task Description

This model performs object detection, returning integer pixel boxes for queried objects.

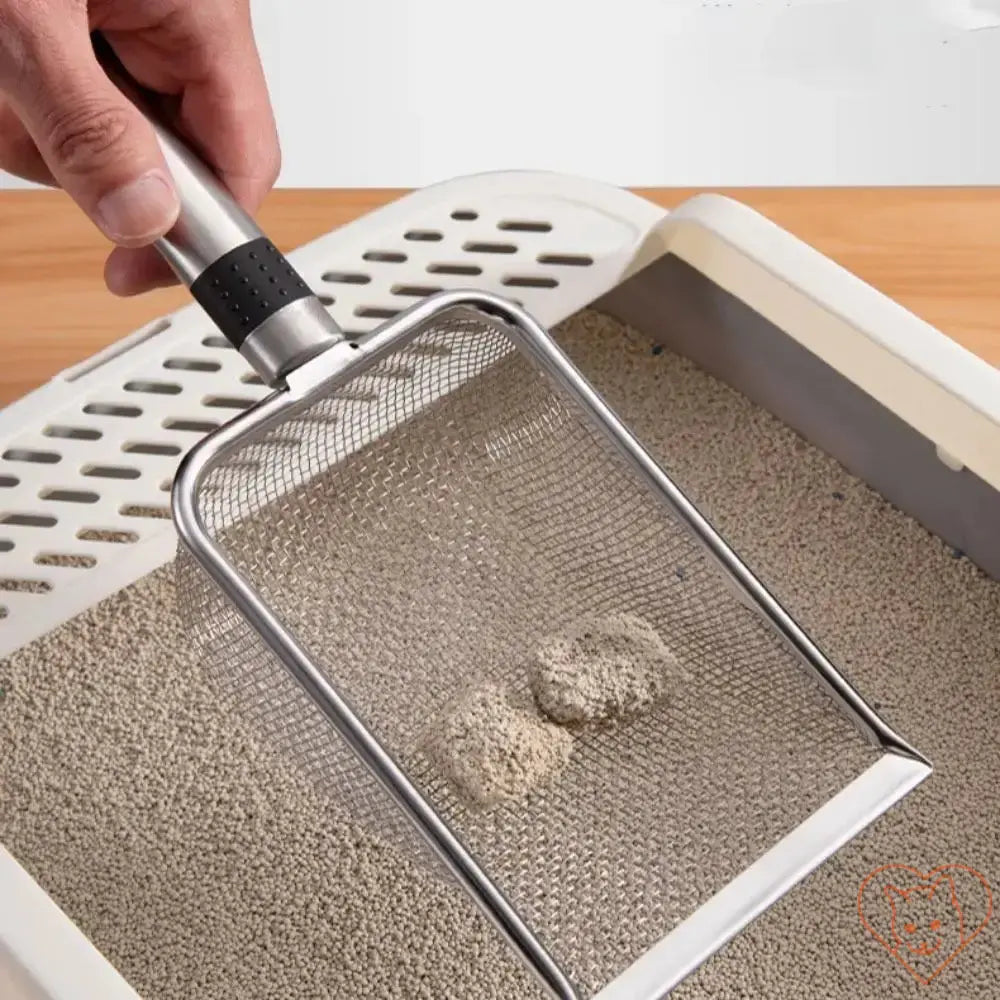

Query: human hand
[0,0,280,296]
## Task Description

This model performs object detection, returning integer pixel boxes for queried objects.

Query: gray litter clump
[530,611,679,725]
[425,681,574,809]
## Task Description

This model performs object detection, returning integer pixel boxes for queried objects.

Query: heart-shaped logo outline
[857,864,993,985]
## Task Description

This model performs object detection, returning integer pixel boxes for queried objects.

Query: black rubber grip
[189,238,313,348]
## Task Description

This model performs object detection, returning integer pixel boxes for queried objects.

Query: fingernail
[105,251,178,298]
[95,170,180,247]
[104,256,142,297]
[104,259,131,297]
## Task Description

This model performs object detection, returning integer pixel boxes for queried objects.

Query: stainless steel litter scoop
[101,36,931,1000]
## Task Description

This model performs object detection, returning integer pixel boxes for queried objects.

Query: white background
[2,0,999,188]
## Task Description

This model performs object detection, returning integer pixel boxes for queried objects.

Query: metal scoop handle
[93,33,343,386]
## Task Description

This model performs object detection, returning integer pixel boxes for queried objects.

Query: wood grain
[0,187,998,406]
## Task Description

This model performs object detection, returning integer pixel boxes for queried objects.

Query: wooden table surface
[0,187,998,406]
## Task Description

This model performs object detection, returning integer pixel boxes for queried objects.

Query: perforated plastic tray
[0,173,663,660]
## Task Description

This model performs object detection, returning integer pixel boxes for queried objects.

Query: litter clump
[530,611,678,725]
[425,681,574,810]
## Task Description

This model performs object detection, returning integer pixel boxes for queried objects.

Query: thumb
[9,35,179,248]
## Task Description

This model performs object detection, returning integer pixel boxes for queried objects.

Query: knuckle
[0,2,84,86]
[0,12,31,84]
[151,5,203,49]
[43,102,132,172]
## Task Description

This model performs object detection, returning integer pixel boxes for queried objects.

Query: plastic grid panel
[0,173,664,657]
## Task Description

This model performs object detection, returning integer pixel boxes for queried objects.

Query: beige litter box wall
[1,309,997,999]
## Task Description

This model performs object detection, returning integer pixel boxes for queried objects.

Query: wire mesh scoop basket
[105,39,932,1000]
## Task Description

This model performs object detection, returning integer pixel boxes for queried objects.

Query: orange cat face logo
[885,876,963,960]
[858,865,993,985]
